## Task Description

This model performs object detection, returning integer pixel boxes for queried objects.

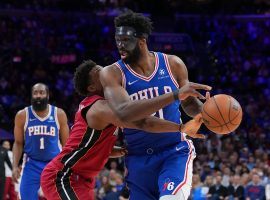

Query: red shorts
[4,177,18,200]
[41,161,95,200]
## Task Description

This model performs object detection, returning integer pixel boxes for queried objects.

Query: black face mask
[123,42,141,64]
[31,97,48,111]
[115,26,147,64]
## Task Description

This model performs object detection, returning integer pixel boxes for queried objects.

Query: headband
[115,26,148,38]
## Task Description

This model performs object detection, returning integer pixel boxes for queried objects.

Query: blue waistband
[127,141,188,155]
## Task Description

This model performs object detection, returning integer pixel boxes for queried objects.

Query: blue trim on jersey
[117,52,182,153]
[24,105,60,161]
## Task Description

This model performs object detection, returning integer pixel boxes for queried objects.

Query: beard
[31,97,48,111]
[122,44,141,64]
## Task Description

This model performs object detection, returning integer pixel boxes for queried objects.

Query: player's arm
[168,55,204,117]
[100,65,176,122]
[57,108,69,147]
[100,65,210,122]
[85,100,204,138]
[85,99,179,132]
[86,100,187,133]
[12,110,25,183]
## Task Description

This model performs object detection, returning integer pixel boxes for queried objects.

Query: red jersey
[51,95,118,178]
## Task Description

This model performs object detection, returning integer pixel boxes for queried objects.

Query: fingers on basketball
[194,113,203,122]
[192,90,206,99]
[206,92,211,100]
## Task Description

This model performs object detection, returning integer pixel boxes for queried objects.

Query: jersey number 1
[40,137,45,149]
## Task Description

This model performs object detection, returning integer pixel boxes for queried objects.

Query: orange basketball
[201,94,242,134]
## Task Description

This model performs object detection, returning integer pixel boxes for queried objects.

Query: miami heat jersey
[51,95,118,179]
[116,52,182,152]
[24,105,61,161]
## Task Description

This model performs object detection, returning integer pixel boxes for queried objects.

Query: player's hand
[12,166,21,183]
[205,91,211,101]
[181,113,205,139]
[178,82,212,100]
[109,146,128,158]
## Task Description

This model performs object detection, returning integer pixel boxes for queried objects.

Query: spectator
[190,173,208,200]
[245,173,265,200]
[0,141,12,200]
[266,183,270,200]
[2,140,17,200]
[221,167,232,187]
[208,173,229,200]
[96,175,112,200]
[103,173,124,200]
[227,174,245,200]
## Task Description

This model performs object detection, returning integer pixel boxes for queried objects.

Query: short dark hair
[114,11,153,36]
[31,83,49,95]
[73,60,96,96]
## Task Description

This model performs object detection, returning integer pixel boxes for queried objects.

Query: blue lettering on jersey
[116,52,183,152]
[24,105,61,161]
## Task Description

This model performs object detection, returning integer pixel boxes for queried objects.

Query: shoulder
[55,107,68,122]
[85,99,112,123]
[166,54,188,81]
[85,99,111,130]
[101,63,121,74]
[166,54,186,68]
[15,109,26,120]
[56,107,66,115]
[87,99,109,116]
[15,108,26,125]
[100,64,122,84]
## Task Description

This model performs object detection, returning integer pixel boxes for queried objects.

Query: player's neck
[33,105,49,118]
[129,51,155,75]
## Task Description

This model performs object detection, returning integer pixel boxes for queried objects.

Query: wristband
[173,90,179,100]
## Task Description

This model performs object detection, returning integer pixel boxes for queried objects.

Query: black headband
[115,26,148,38]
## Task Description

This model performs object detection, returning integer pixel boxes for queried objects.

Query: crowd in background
[0,2,270,199]
[1,0,270,15]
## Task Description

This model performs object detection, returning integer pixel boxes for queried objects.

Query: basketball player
[12,83,69,200]
[99,11,211,200]
[41,60,205,200]
[2,140,17,200]
[0,142,12,200]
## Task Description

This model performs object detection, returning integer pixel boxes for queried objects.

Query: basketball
[202,94,242,134]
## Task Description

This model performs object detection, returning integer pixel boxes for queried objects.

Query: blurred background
[0,0,270,199]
